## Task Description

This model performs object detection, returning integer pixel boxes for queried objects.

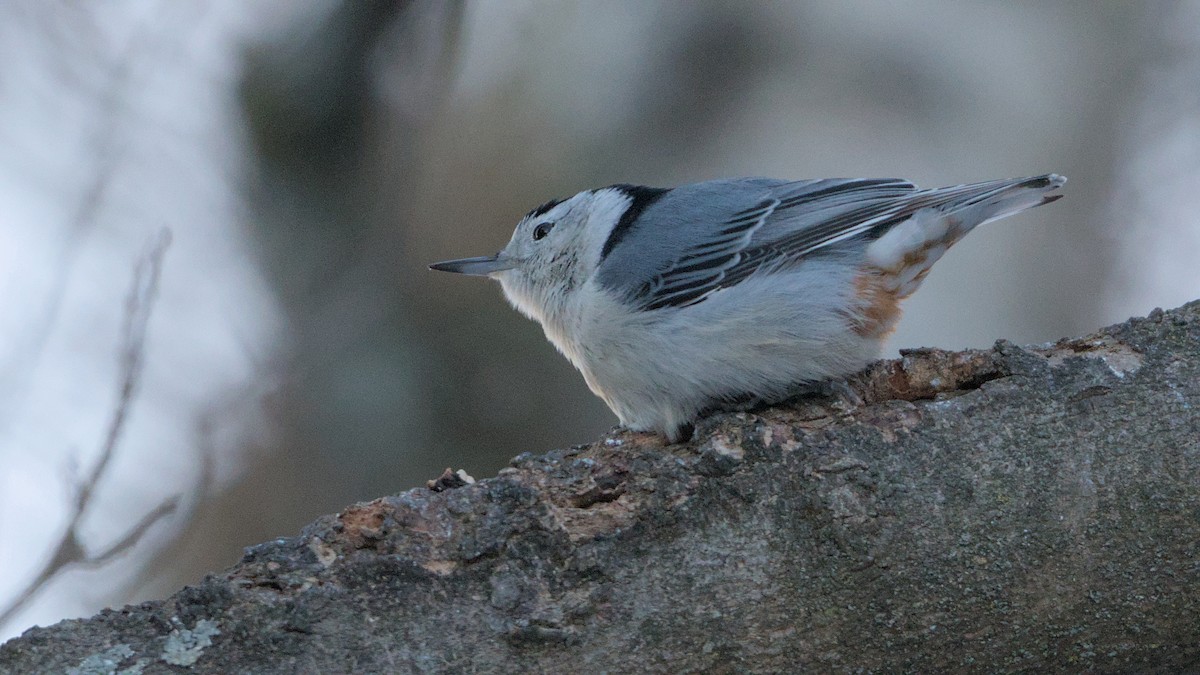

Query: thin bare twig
[117,402,226,601]
[74,230,171,513]
[0,230,177,630]
[83,498,181,568]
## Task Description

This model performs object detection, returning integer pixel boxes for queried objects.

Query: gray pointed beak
[428,254,515,277]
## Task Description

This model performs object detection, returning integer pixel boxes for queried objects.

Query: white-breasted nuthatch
[432,174,1066,442]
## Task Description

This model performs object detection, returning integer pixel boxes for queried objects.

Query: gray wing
[597,176,1053,311]
[597,177,915,310]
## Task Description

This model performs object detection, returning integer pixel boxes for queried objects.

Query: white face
[494,188,630,325]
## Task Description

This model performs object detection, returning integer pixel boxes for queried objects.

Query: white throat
[498,188,634,357]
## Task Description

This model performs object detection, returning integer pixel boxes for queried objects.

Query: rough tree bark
[3,302,1199,673]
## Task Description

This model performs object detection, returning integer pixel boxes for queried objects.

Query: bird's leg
[669,422,695,444]
[708,391,773,414]
[785,377,864,410]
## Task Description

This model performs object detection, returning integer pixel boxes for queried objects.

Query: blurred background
[2,0,1198,640]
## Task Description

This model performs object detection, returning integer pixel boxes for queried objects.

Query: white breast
[561,257,880,438]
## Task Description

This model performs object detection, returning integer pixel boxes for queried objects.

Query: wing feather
[640,197,778,311]
[633,176,1054,310]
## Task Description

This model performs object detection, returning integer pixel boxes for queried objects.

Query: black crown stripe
[526,198,564,220]
[599,184,670,261]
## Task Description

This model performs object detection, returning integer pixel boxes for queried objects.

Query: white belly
[559,259,881,438]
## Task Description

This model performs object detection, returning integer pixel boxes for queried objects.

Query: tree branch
[3,301,1200,673]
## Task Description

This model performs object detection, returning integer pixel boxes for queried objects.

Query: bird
[431,174,1066,442]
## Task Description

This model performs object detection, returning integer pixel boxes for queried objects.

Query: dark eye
[532,222,555,241]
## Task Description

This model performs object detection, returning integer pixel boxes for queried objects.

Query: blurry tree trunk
[138,0,468,596]
[3,301,1199,672]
